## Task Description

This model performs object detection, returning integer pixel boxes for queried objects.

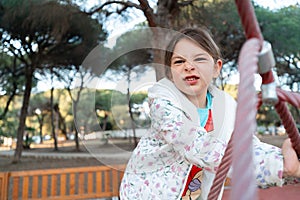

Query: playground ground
[0,137,135,171]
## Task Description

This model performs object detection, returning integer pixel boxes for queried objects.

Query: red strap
[182,109,214,197]
[204,109,214,132]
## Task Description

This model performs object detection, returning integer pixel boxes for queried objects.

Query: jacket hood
[148,78,236,141]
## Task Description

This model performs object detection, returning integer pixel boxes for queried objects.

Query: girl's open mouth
[184,75,200,85]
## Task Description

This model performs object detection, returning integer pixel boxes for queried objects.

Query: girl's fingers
[282,139,300,177]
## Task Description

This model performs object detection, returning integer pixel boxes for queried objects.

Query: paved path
[0,148,132,159]
[0,138,133,163]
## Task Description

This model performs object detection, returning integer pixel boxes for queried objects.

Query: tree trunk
[126,68,138,146]
[54,104,68,140]
[102,112,108,131]
[50,87,59,151]
[66,87,81,152]
[127,87,138,147]
[138,0,180,81]
[0,85,16,120]
[38,115,44,144]
[12,67,33,163]
[73,101,80,151]
[39,122,43,144]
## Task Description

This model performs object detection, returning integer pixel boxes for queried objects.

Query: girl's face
[170,38,222,107]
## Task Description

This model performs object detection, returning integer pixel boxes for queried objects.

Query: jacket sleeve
[226,136,284,187]
[149,98,227,173]
[252,136,284,187]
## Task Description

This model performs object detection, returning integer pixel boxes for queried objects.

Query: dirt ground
[0,138,135,172]
[0,135,290,172]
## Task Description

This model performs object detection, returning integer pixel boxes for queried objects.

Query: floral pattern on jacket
[119,80,284,200]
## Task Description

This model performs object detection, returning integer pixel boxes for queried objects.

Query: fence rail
[0,165,125,200]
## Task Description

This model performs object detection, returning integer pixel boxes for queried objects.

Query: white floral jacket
[120,78,284,200]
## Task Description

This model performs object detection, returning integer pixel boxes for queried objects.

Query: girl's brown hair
[165,27,222,79]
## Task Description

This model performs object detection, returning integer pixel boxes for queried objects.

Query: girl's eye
[195,57,206,62]
[173,60,185,64]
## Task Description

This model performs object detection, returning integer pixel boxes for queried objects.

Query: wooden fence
[0,165,125,200]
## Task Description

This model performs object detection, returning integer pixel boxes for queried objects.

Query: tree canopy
[0,0,107,162]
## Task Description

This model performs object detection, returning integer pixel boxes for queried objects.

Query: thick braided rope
[276,90,300,156]
[208,1,263,199]
[277,89,300,108]
[230,38,260,200]
[257,90,300,156]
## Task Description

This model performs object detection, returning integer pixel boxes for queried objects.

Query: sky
[36,0,300,92]
[254,0,300,9]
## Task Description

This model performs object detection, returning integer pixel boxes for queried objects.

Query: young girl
[119,27,300,200]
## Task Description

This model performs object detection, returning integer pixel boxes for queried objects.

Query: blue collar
[197,92,212,127]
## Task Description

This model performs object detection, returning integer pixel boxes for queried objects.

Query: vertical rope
[230,38,260,200]
[234,0,263,43]
[207,136,233,200]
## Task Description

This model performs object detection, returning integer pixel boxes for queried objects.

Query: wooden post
[0,172,9,200]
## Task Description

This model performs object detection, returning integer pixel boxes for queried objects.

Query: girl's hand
[282,138,300,177]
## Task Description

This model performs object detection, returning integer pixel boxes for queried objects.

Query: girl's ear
[213,59,223,78]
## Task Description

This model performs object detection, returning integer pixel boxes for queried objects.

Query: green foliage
[130,92,148,105]
[29,92,51,114]
[111,104,131,129]
[95,89,148,130]
[0,87,157,138]
[173,0,244,58]
[95,89,126,111]
[0,0,108,155]
[0,0,106,67]
[0,117,18,137]
[0,54,23,91]
[257,105,280,126]
[257,6,300,54]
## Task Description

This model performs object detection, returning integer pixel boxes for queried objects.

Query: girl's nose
[184,62,195,71]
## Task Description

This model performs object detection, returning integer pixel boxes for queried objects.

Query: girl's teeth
[186,77,196,81]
